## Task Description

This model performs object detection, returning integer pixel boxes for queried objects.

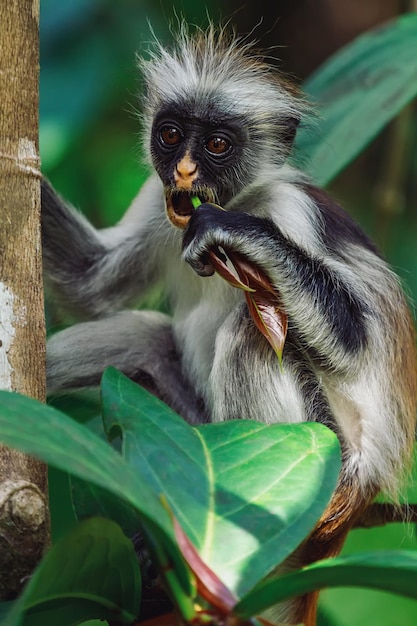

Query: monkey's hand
[182,203,275,277]
[183,204,289,360]
[183,202,370,374]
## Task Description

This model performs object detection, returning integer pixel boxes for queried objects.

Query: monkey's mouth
[165,189,216,229]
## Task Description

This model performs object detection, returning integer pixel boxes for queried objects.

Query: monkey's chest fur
[170,270,309,426]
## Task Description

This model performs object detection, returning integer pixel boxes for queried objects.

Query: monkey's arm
[47,310,206,424]
[183,203,372,375]
[41,177,167,317]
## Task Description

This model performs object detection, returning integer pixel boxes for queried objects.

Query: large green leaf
[20,518,140,626]
[0,388,205,615]
[48,467,78,542]
[48,391,140,537]
[70,475,140,538]
[234,550,417,618]
[0,602,15,625]
[295,12,417,185]
[102,368,341,598]
[0,389,174,557]
[0,389,196,615]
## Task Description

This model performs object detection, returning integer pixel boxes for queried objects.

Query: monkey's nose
[175,155,198,188]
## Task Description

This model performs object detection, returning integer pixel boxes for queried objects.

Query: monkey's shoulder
[234,171,379,256]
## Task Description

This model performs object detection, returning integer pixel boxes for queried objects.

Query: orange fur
[296,481,376,626]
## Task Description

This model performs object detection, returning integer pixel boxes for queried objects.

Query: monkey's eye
[204,135,232,156]
[159,126,183,146]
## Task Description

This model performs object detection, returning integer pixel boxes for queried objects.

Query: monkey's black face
[150,101,251,229]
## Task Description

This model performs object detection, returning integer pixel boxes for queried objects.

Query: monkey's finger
[184,250,215,277]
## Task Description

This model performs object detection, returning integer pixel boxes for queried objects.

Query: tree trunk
[0,0,49,600]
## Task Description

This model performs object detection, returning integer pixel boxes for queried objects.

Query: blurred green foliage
[40,0,222,224]
[40,3,417,626]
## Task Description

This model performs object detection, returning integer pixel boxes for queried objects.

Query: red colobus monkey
[42,26,417,625]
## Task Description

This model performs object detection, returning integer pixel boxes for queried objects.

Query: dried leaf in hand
[208,249,255,292]
[245,292,288,364]
[210,248,288,362]
[190,198,288,361]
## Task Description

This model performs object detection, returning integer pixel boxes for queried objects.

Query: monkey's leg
[47,310,207,425]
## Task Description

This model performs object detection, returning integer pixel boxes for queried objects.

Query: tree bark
[0,0,49,600]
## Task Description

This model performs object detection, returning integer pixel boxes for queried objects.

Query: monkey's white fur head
[138,25,306,165]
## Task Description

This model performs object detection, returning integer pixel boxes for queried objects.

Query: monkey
[41,26,417,625]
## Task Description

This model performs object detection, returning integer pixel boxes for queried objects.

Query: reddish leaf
[211,248,288,361]
[255,617,285,626]
[245,292,288,363]
[226,252,276,295]
[209,250,255,292]
[172,516,237,616]
[136,612,180,626]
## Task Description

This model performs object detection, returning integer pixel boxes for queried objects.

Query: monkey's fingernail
[195,261,215,276]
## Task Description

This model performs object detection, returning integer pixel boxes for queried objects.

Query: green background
[40,2,417,625]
